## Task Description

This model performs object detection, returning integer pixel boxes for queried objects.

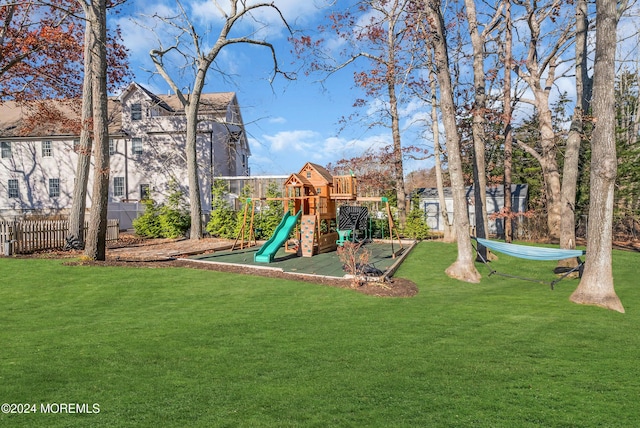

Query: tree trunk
[425,0,480,283]
[570,0,624,313]
[429,64,454,242]
[558,0,591,266]
[502,0,513,242]
[184,66,210,240]
[83,0,110,261]
[185,100,203,240]
[67,16,93,249]
[463,0,489,256]
[387,22,407,228]
[537,93,563,239]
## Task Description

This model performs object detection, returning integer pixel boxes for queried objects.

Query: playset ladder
[300,215,317,257]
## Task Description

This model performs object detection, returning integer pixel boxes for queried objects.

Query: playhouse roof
[301,162,334,184]
[284,173,312,187]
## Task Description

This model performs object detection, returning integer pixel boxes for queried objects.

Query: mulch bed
[63,257,419,298]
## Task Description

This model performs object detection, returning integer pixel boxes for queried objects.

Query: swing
[471,236,586,289]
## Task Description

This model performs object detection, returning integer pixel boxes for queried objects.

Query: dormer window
[131,103,142,121]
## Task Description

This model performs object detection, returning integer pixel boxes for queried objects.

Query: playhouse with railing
[235,162,401,263]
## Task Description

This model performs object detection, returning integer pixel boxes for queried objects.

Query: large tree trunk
[463,0,489,255]
[559,0,591,266]
[185,99,203,240]
[425,0,480,283]
[537,93,563,239]
[67,17,93,249]
[184,67,209,240]
[429,64,454,242]
[570,0,624,313]
[83,0,109,261]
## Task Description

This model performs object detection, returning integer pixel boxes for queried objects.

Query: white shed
[415,184,528,237]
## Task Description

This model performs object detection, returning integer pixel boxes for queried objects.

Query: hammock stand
[471,237,586,290]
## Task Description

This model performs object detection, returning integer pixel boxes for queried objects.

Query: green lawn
[1,241,639,427]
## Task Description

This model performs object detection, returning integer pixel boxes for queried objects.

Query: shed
[415,184,528,236]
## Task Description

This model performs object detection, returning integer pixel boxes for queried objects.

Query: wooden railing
[0,219,119,254]
[332,175,357,199]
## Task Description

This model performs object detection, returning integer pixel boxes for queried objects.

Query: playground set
[232,162,403,265]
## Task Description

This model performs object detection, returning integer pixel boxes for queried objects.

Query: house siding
[0,83,250,221]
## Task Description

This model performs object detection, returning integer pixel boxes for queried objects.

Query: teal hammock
[472,237,586,289]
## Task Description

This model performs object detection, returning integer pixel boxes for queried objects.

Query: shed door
[423,202,440,231]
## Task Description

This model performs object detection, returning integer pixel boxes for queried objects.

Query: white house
[0,82,251,226]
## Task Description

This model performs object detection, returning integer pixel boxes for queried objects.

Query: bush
[133,199,163,238]
[337,241,372,288]
[253,182,284,240]
[133,183,190,239]
[401,195,430,240]
[206,179,237,239]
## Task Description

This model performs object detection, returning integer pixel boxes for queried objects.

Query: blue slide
[254,210,302,263]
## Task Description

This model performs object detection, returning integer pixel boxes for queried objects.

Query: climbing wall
[300,215,317,258]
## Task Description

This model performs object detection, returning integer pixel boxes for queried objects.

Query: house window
[8,179,19,198]
[140,184,150,200]
[49,178,60,198]
[149,106,161,117]
[132,138,143,155]
[109,139,116,155]
[306,171,311,178]
[114,177,125,197]
[42,140,52,157]
[131,103,142,121]
[1,142,11,158]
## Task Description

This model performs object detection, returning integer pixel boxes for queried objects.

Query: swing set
[231,162,403,261]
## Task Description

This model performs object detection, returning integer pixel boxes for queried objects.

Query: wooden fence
[0,219,119,254]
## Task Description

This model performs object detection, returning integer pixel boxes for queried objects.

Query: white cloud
[269,116,287,124]
[263,129,319,152]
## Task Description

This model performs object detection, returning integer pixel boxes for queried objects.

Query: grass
[1,241,639,427]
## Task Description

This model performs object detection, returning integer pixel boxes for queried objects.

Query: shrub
[206,179,237,239]
[402,195,430,239]
[253,181,285,240]
[337,241,372,288]
[133,199,163,238]
[133,183,190,239]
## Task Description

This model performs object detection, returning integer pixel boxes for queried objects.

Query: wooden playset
[233,162,401,263]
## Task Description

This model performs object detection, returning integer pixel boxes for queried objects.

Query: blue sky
[113,0,427,176]
[113,0,640,177]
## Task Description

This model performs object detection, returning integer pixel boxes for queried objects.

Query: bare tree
[80,0,111,261]
[67,16,93,249]
[512,0,575,239]
[463,0,502,256]
[428,60,454,242]
[148,0,291,240]
[558,0,592,266]
[67,1,129,250]
[294,0,420,226]
[570,0,625,313]
[502,0,514,242]
[424,0,481,282]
